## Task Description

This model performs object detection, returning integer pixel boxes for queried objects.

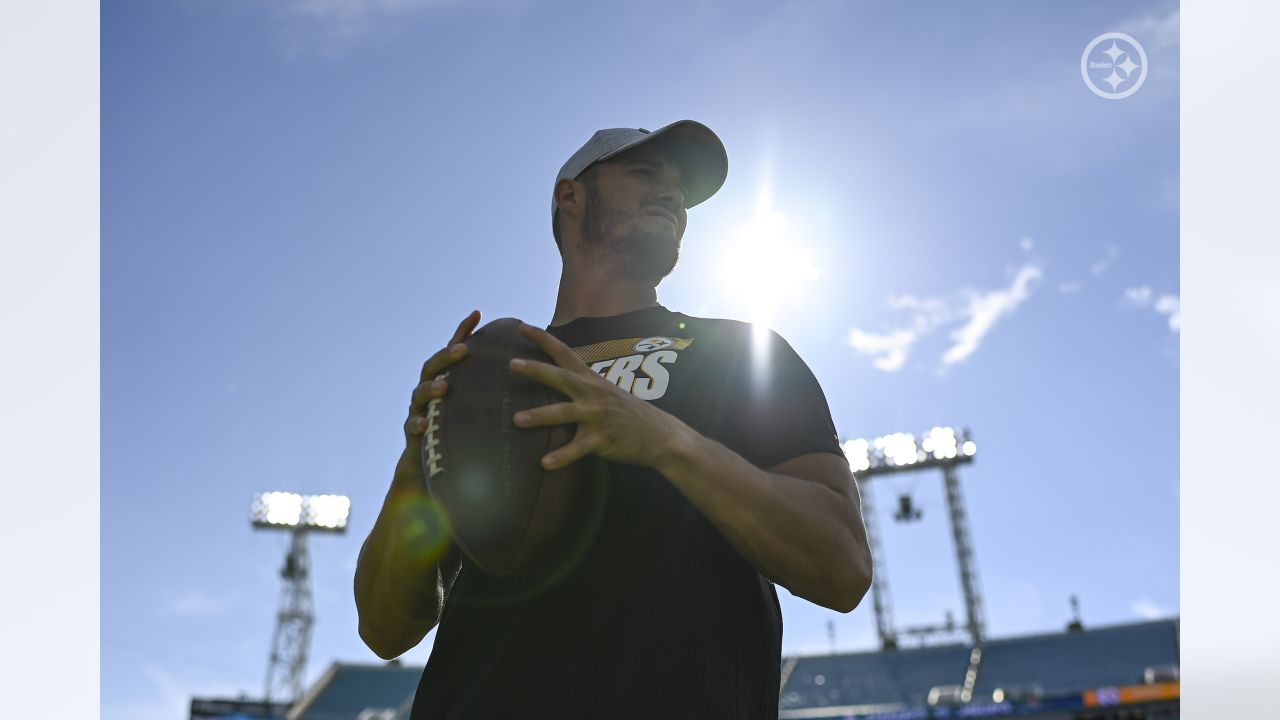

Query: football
[421,317,584,577]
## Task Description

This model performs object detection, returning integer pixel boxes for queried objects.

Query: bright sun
[717,203,820,328]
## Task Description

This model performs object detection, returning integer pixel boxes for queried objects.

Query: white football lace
[424,370,449,478]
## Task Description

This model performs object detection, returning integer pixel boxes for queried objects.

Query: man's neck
[550,265,660,328]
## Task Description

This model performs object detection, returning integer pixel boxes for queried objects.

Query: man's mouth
[646,208,678,227]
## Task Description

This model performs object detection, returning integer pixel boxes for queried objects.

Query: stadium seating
[971,619,1180,698]
[273,619,1179,719]
[286,662,424,720]
[780,619,1179,711]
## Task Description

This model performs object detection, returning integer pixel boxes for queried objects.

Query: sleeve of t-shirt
[719,326,844,471]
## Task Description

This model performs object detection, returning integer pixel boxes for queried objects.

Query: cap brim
[596,119,728,210]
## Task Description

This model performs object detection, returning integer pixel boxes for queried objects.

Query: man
[355,120,873,719]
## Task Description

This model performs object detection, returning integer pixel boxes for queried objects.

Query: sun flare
[717,204,820,328]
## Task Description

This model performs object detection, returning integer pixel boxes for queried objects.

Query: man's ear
[554,177,586,222]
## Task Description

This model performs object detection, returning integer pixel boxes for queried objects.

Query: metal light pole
[841,427,983,649]
[858,481,899,650]
[250,492,351,704]
[942,463,986,645]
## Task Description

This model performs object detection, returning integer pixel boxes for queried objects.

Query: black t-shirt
[409,303,844,719]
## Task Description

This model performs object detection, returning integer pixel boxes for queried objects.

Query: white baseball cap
[551,119,728,230]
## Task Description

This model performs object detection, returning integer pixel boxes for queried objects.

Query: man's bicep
[731,327,844,470]
[767,450,856,499]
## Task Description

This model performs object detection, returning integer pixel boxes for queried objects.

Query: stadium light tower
[250,492,351,704]
[841,427,985,650]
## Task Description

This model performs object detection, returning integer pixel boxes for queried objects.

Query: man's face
[575,146,689,285]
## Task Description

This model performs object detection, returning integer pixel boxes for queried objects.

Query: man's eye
[633,167,654,175]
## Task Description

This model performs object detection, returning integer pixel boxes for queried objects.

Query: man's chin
[582,223,681,283]
[629,253,679,285]
[613,244,678,285]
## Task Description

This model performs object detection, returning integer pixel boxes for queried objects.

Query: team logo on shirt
[634,336,675,352]
[568,335,695,402]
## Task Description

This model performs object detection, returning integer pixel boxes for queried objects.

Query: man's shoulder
[670,310,755,344]
[673,311,796,357]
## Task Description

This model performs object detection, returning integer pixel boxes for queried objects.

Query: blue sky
[102,1,1179,717]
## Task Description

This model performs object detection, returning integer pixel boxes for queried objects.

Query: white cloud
[847,261,1043,373]
[1091,245,1120,277]
[1131,596,1167,620]
[1124,285,1154,306]
[846,290,963,372]
[1019,237,1034,253]
[1155,294,1180,332]
[1058,282,1082,294]
[886,293,962,327]
[941,264,1042,367]
[1123,287,1179,333]
[846,328,917,372]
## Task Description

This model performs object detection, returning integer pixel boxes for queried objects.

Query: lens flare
[392,495,453,569]
[449,458,611,608]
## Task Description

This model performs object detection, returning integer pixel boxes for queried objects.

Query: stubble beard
[576,184,681,286]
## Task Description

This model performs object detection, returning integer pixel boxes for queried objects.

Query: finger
[543,433,597,470]
[418,339,469,385]
[404,381,447,436]
[509,357,586,397]
[516,322,588,371]
[409,378,449,417]
[513,401,582,429]
[449,309,481,347]
[416,310,480,386]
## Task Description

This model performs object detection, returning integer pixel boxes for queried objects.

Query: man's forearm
[355,493,441,624]
[655,421,870,612]
[354,454,455,657]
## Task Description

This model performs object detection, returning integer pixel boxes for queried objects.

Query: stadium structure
[192,428,1179,719]
[189,617,1179,720]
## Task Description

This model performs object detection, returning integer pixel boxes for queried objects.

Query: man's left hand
[508,321,687,471]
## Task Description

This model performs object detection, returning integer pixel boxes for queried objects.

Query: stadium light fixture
[841,426,976,477]
[251,492,350,533]
[841,438,871,473]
